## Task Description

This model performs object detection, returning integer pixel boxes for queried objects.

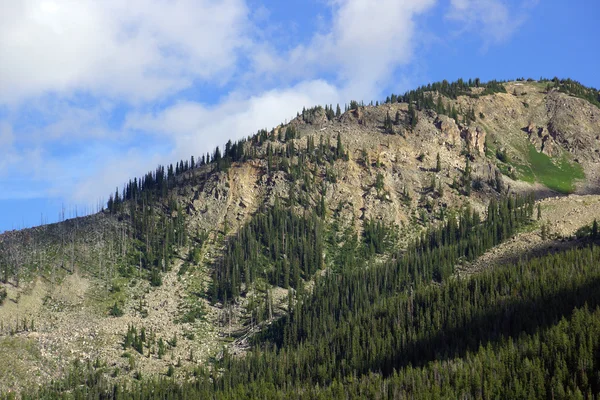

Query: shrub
[109,302,124,317]
[167,365,175,377]
[0,287,7,305]
[473,176,483,191]
[150,268,162,287]
[496,149,509,163]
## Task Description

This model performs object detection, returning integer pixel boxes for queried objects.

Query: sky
[0,0,599,232]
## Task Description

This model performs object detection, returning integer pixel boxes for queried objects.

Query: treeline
[380,78,504,128]
[384,78,507,105]
[107,138,249,214]
[214,241,600,396]
[210,131,361,302]
[103,135,256,286]
[540,77,600,108]
[98,103,353,290]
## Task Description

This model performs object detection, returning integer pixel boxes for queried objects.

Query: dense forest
[17,193,593,400]
[17,238,600,399]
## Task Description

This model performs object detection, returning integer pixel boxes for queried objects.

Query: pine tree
[462,158,472,196]
[336,133,345,160]
[407,102,418,129]
[375,173,384,193]
[384,111,393,134]
[436,96,445,115]
[451,105,458,121]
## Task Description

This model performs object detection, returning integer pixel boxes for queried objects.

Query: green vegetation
[0,337,45,392]
[385,77,506,104]
[176,302,206,324]
[575,219,600,240]
[525,143,584,193]
[212,199,324,301]
[109,302,124,317]
[495,148,508,163]
[22,225,600,399]
[3,76,600,399]
[488,134,584,193]
[542,77,600,108]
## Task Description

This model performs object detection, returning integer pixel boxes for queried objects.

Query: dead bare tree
[67,220,78,274]
[6,235,25,288]
[0,241,7,284]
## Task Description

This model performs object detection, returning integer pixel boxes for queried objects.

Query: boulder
[435,115,460,146]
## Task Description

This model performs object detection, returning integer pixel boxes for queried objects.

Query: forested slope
[1,78,600,397]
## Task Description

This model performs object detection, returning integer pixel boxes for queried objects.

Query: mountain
[1,78,600,398]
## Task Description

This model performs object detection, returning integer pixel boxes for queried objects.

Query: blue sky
[1,0,599,232]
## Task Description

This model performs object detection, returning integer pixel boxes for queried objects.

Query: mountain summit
[1,78,600,397]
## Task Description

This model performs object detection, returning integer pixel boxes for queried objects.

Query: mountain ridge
[1,77,600,395]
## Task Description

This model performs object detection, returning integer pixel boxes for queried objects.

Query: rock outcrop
[526,123,555,156]
[462,125,486,154]
[435,115,460,146]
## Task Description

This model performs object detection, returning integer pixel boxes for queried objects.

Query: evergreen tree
[384,111,393,134]
[335,133,345,160]
[462,158,472,196]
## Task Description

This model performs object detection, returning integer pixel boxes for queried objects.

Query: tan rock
[462,125,486,154]
[435,115,460,146]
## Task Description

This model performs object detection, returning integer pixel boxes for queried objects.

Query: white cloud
[247,0,437,101]
[126,79,341,160]
[69,80,340,203]
[0,0,249,104]
[446,0,534,45]
[0,0,441,211]
[326,0,436,97]
[0,121,14,148]
[70,149,165,204]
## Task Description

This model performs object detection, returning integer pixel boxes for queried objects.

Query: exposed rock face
[526,123,555,156]
[339,106,365,125]
[4,80,600,395]
[545,91,600,162]
[435,115,460,145]
[475,126,487,154]
[462,125,486,154]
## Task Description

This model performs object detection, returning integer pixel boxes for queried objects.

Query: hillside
[1,78,600,398]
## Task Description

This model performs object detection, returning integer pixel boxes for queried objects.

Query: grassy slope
[487,134,584,194]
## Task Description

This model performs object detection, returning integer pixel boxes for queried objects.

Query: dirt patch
[459,195,600,276]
